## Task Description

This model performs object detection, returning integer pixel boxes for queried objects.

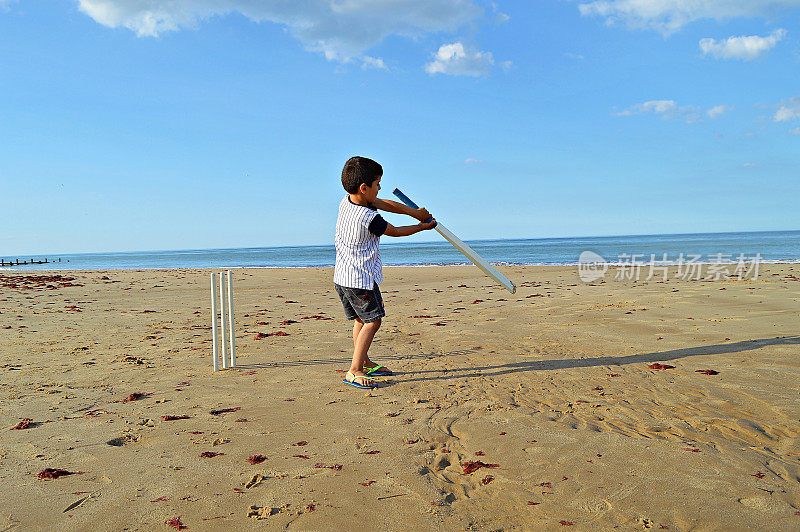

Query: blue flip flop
[365,364,393,377]
[343,371,376,389]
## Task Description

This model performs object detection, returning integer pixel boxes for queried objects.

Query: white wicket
[211,270,236,371]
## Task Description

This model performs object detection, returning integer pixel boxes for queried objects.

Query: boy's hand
[419,219,437,231]
[413,207,432,222]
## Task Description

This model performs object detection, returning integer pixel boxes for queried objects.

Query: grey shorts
[334,283,385,323]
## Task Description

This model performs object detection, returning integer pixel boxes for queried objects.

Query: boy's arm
[372,198,431,222]
[384,219,437,237]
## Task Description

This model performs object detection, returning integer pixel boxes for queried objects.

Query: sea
[2,230,799,271]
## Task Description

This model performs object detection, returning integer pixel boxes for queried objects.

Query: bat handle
[393,188,436,226]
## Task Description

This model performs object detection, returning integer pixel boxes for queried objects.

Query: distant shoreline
[3,259,800,274]
[3,230,798,271]
[6,228,800,258]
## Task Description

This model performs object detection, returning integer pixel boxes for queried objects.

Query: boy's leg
[352,318,389,376]
[353,318,364,350]
[349,318,381,379]
[336,283,386,385]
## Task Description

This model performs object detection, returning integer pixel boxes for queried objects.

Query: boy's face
[360,175,381,202]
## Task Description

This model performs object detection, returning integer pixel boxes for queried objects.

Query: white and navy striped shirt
[333,196,388,289]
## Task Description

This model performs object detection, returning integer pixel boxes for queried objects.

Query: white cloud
[616,100,733,122]
[774,95,800,122]
[615,100,701,122]
[464,158,484,164]
[76,0,483,64]
[706,104,734,118]
[700,29,786,60]
[578,0,800,35]
[743,162,757,167]
[490,1,510,23]
[360,56,387,70]
[790,127,800,135]
[425,42,495,77]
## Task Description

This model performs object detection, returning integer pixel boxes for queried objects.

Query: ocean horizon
[2,229,799,271]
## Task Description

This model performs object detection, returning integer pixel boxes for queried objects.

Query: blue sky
[1,0,799,254]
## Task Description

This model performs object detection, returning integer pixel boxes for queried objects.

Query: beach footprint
[106,433,139,447]
[571,497,613,516]
[738,496,796,515]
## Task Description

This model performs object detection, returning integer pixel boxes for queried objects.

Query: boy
[334,156,436,389]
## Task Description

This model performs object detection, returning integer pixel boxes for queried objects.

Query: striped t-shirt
[333,196,388,289]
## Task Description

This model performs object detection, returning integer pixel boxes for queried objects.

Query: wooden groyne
[0,258,62,267]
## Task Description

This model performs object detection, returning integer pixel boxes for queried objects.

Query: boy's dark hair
[341,156,383,194]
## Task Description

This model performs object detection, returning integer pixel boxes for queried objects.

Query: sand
[1,264,799,530]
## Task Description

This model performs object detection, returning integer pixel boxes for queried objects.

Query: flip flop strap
[365,365,386,375]
[347,371,374,383]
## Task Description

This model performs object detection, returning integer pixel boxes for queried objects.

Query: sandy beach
[1,264,799,530]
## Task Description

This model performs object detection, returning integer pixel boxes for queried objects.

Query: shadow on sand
[234,336,799,383]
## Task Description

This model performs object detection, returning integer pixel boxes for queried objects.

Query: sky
[1,0,799,255]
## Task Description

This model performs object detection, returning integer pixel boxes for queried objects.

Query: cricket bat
[393,188,517,294]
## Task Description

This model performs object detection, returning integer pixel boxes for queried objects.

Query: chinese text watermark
[578,252,761,283]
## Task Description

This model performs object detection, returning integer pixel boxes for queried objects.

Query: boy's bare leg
[349,318,381,384]
[353,318,364,350]
[353,318,389,373]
